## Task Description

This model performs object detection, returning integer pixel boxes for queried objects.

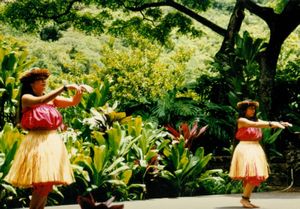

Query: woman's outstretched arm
[22,85,67,108]
[238,117,292,129]
[53,84,84,108]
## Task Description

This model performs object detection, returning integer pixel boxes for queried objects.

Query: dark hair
[237,103,258,121]
[17,82,38,123]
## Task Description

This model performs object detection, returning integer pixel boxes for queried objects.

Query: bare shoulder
[22,93,34,99]
[21,93,35,104]
[237,117,256,128]
[21,94,40,108]
[237,117,249,123]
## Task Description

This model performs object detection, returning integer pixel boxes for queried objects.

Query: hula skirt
[5,130,74,188]
[229,141,269,186]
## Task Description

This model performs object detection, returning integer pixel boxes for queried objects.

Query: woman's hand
[271,122,286,129]
[271,121,292,129]
[65,84,82,93]
[54,84,83,108]
[280,121,293,127]
[80,84,94,93]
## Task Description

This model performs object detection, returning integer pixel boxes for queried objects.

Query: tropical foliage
[160,139,212,196]
[165,121,208,151]
[0,36,35,130]
[0,123,25,208]
[98,34,189,111]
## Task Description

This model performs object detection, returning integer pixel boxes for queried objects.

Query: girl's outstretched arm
[53,84,83,108]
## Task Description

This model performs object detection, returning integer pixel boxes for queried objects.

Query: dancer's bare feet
[249,202,260,208]
[240,198,253,208]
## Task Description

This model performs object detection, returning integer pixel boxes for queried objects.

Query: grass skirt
[229,141,269,186]
[5,130,74,188]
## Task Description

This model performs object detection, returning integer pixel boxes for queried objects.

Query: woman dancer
[229,100,292,208]
[5,67,90,209]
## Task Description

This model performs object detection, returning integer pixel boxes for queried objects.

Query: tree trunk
[251,0,300,116]
[219,0,300,116]
[217,0,245,58]
[259,30,284,116]
[215,0,246,92]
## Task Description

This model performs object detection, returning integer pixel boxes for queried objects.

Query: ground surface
[13,190,300,209]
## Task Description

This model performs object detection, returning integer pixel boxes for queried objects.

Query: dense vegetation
[0,0,299,208]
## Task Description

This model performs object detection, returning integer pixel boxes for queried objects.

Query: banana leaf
[263,128,283,144]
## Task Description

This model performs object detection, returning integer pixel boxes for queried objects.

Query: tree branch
[52,0,79,22]
[30,0,80,23]
[124,0,226,36]
[124,1,167,11]
[241,0,278,28]
[242,0,300,40]
[280,0,300,30]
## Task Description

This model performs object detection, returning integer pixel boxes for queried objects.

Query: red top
[235,127,262,141]
[21,104,63,130]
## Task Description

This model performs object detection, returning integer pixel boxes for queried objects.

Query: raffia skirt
[229,141,269,186]
[5,130,74,188]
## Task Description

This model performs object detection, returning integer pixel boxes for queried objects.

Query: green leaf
[73,155,93,175]
[106,179,126,186]
[0,89,6,97]
[5,76,15,85]
[121,169,132,185]
[92,131,106,146]
[1,141,18,176]
[1,183,17,195]
[109,165,129,176]
[264,129,283,144]
[128,116,143,137]
[161,170,176,181]
[105,157,124,173]
[0,77,4,86]
[2,52,17,71]
[93,145,107,173]
[145,150,158,162]
[107,123,122,156]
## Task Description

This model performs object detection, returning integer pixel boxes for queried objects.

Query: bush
[40,25,63,41]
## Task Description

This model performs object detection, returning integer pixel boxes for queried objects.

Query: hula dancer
[229,100,292,208]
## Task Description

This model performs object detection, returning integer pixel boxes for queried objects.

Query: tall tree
[2,0,300,114]
[246,0,299,115]
[219,0,300,114]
